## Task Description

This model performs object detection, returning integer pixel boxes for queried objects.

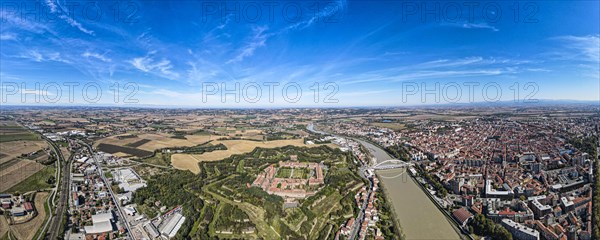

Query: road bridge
[368,159,412,170]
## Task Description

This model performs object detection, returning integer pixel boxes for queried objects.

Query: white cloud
[225,0,346,64]
[0,33,17,41]
[343,69,505,85]
[19,50,71,63]
[416,57,485,69]
[46,0,58,12]
[461,22,499,32]
[526,68,551,72]
[0,10,55,34]
[442,22,499,32]
[282,0,347,32]
[45,0,94,35]
[129,54,179,79]
[226,26,269,64]
[553,35,600,62]
[82,51,111,62]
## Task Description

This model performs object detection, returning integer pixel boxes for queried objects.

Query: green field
[291,168,308,179]
[139,152,171,166]
[371,122,406,130]
[0,133,40,142]
[0,124,40,142]
[6,167,56,193]
[275,167,292,178]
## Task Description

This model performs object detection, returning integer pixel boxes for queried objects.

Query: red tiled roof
[452,207,473,224]
[23,202,34,211]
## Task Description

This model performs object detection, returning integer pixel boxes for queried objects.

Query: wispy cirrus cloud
[225,0,347,64]
[226,26,269,64]
[461,22,499,32]
[0,10,56,35]
[18,50,71,63]
[342,69,506,85]
[0,32,17,41]
[45,0,94,35]
[82,51,111,62]
[339,56,529,85]
[281,0,347,32]
[129,52,179,79]
[552,35,600,62]
[444,22,499,32]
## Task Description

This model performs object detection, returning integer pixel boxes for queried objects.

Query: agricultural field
[0,121,50,193]
[211,127,264,140]
[125,139,151,148]
[0,144,50,192]
[94,133,218,154]
[171,139,317,173]
[135,133,216,151]
[0,141,48,165]
[96,143,153,158]
[171,154,202,173]
[0,216,7,240]
[0,122,40,143]
[152,143,227,172]
[370,122,406,130]
[4,166,55,193]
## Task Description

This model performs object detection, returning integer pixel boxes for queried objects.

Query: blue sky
[1,0,599,107]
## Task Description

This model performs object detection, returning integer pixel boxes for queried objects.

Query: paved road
[45,139,71,240]
[83,142,134,239]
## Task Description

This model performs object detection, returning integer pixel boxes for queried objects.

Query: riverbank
[378,169,461,240]
[406,170,473,240]
[308,124,464,239]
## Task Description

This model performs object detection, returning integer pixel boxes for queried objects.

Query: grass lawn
[291,168,308,179]
[6,166,55,193]
[275,167,292,178]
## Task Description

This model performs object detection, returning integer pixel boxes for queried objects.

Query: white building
[84,212,115,235]
[501,219,539,240]
[159,213,186,238]
[114,168,147,192]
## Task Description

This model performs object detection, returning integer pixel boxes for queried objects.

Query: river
[308,123,462,239]
[355,139,461,239]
